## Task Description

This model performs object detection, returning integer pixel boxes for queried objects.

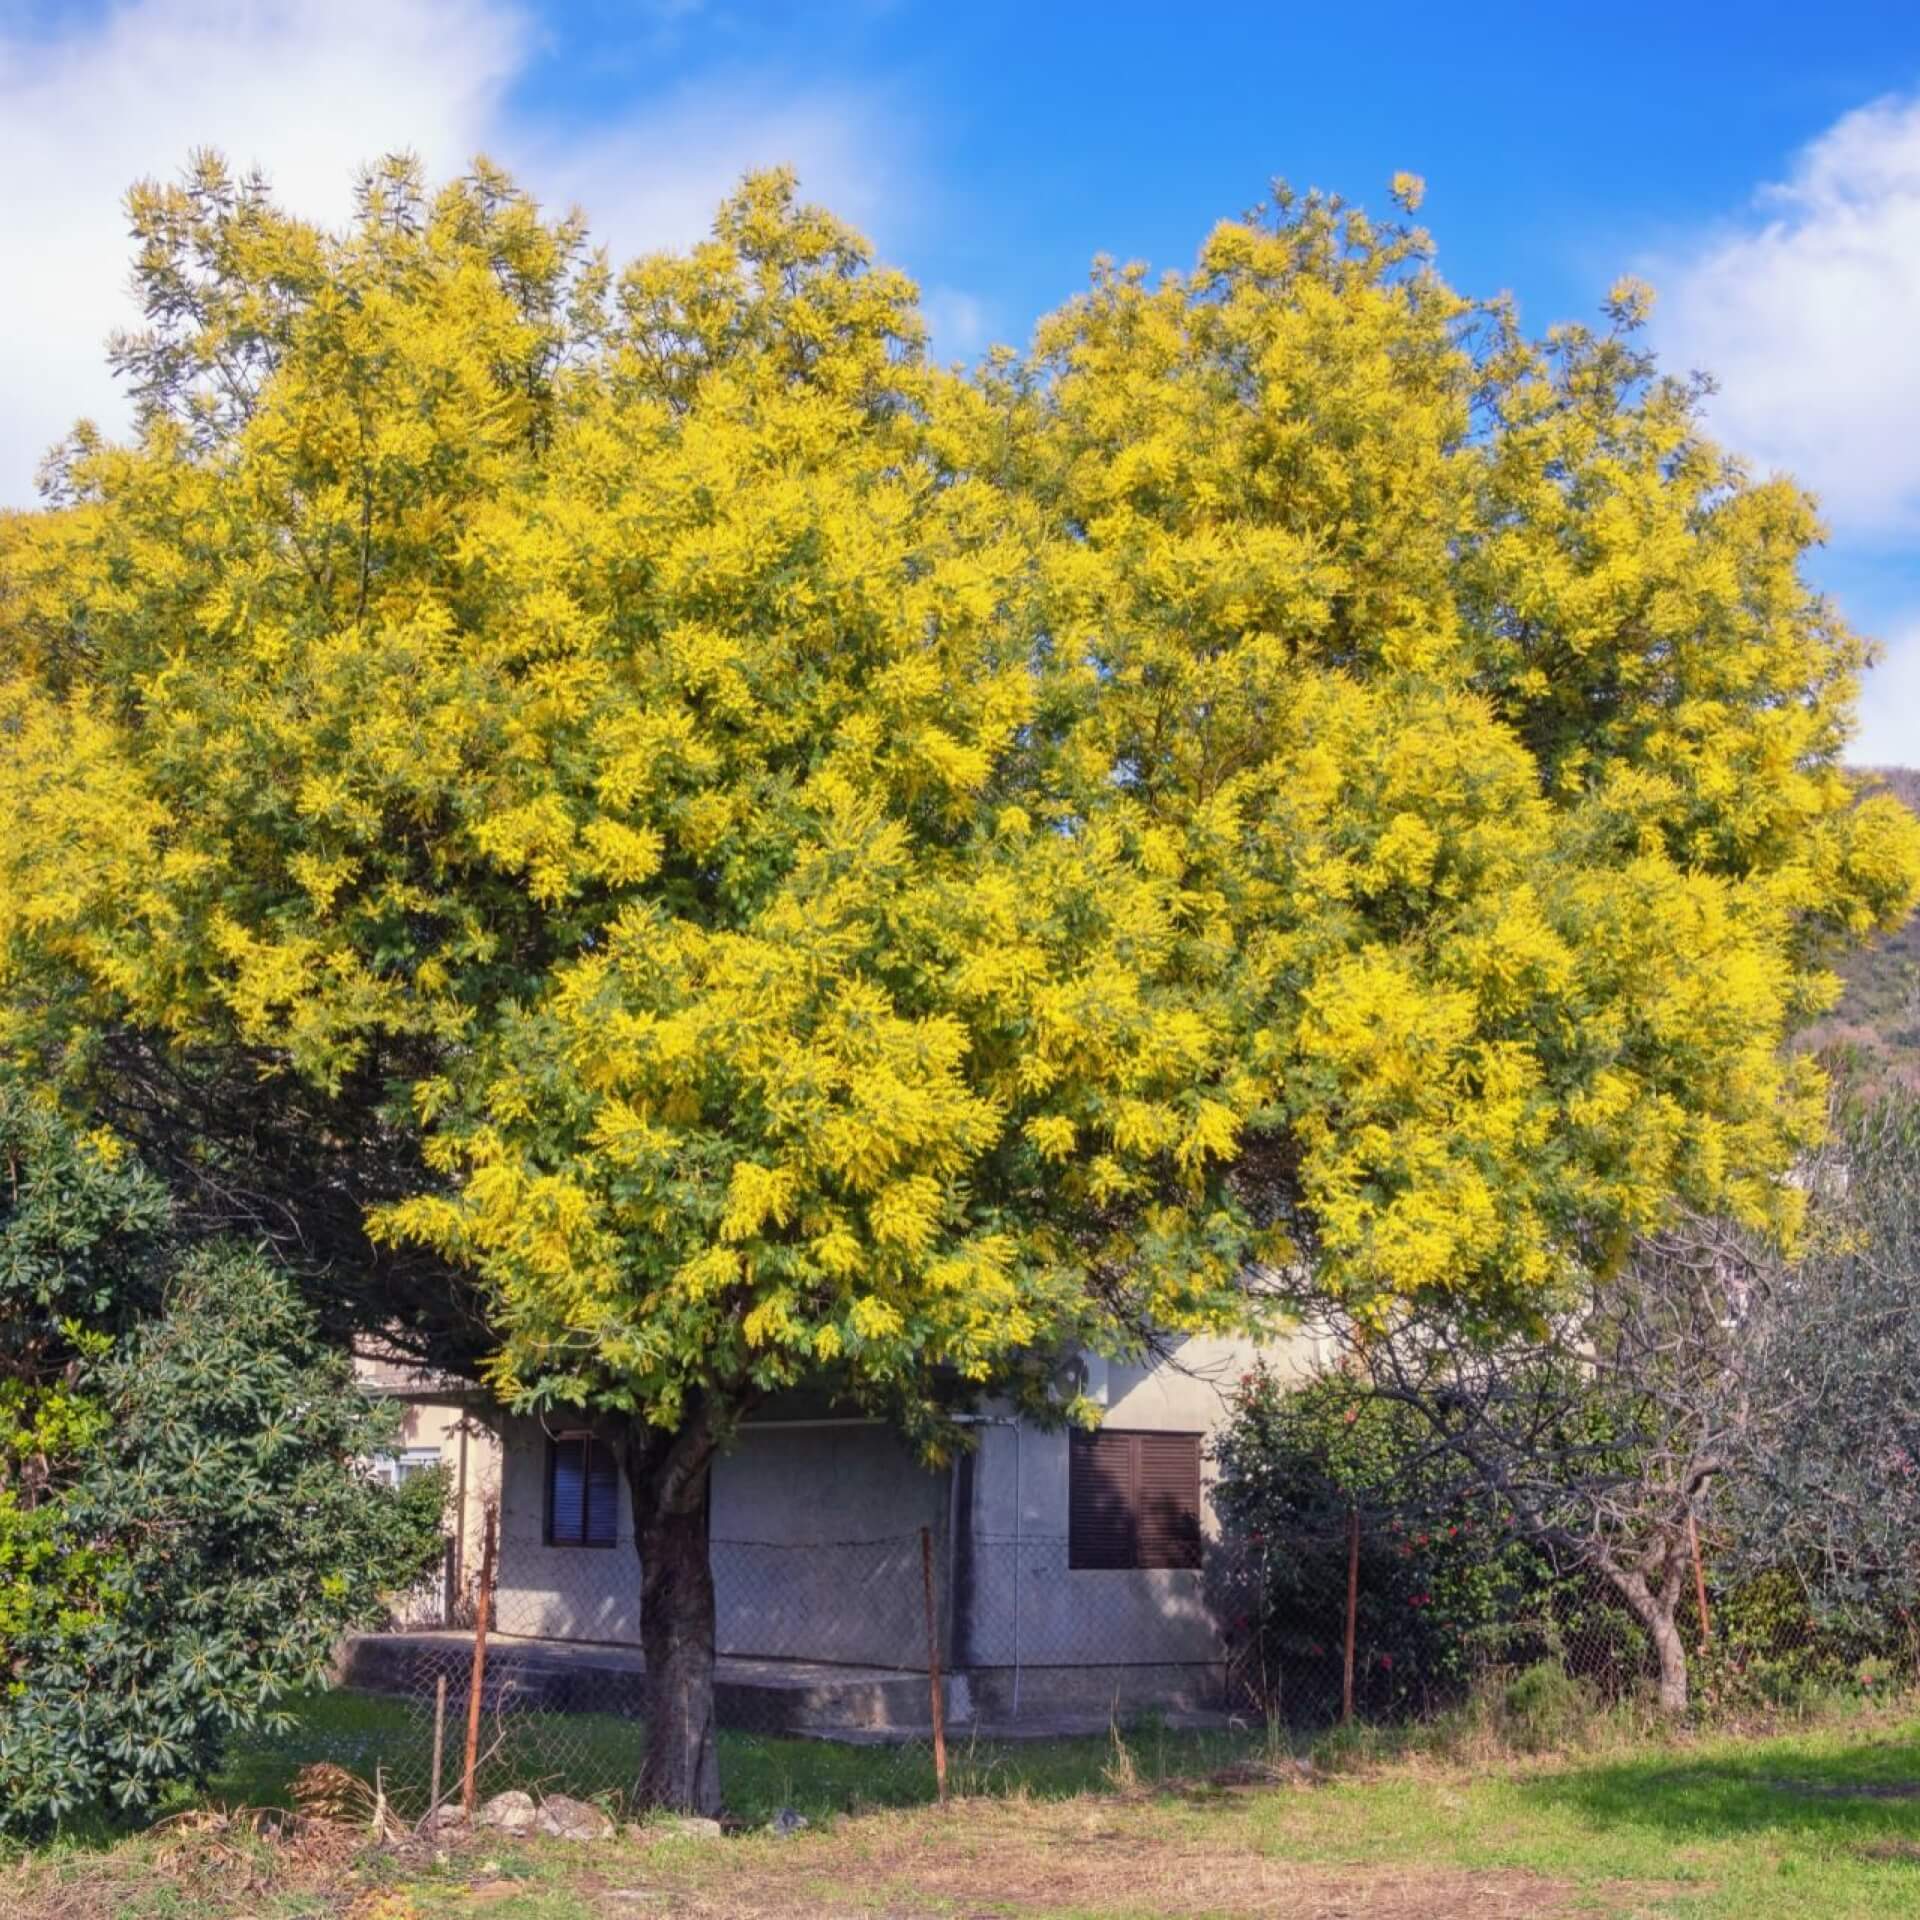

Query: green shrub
[1211,1367,1647,1723]
[0,1091,445,1838]
[1501,1659,1590,1751]
[0,1087,173,1676]
[1688,1570,1911,1715]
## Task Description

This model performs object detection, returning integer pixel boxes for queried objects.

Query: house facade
[451,1330,1321,1717]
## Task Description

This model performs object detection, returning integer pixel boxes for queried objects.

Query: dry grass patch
[613,1794,1586,1918]
[6,1765,419,1920]
[7,1811,367,1920]
[3,1794,1596,1920]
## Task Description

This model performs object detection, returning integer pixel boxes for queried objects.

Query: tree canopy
[3,160,1913,1381]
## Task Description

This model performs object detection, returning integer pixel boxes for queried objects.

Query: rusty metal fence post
[461,1502,498,1815]
[1687,1510,1713,1651]
[1341,1504,1360,1725]
[920,1524,949,1802]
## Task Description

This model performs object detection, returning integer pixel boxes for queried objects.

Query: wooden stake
[1341,1503,1360,1725]
[1687,1508,1712,1649]
[428,1672,448,1826]
[461,1502,498,1815]
[920,1524,949,1804]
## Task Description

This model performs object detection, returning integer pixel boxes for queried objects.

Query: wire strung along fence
[231,1503,1903,1827]
[256,1506,967,1826]
[1209,1505,1906,1733]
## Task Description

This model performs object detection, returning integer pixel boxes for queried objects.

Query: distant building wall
[354,1350,501,1623]
[392,1397,500,1599]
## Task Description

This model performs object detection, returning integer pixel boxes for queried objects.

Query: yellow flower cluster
[1,159,1914,1425]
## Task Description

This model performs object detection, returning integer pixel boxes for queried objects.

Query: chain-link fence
[229,1501,1908,1826]
[1209,1510,1907,1730]
[274,1511,962,1823]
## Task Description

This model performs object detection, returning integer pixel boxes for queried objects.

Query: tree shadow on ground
[1514,1727,1920,1850]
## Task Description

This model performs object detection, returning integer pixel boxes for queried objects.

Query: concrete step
[335,1632,963,1735]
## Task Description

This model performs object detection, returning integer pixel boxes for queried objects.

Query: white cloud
[527,82,903,269]
[1651,92,1920,535]
[0,0,921,503]
[921,286,993,363]
[1854,626,1920,768]
[0,0,526,498]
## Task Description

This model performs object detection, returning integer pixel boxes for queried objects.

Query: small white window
[370,1446,442,1488]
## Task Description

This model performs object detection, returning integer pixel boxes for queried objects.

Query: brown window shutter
[1135,1432,1203,1569]
[1068,1429,1138,1569]
[1070,1429,1204,1570]
[548,1433,619,1548]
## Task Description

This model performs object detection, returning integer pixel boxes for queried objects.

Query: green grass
[1232,1710,1920,1918]
[251,1705,1920,1917]
[213,1687,1276,1826]
[20,1697,1920,1917]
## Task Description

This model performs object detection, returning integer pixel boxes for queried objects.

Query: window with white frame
[369,1446,442,1489]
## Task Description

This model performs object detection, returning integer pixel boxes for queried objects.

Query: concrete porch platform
[337,1630,951,1735]
[337,1631,1249,1742]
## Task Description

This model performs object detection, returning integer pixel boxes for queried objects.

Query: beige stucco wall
[354,1351,502,1621]
[959,1329,1324,1671]
[395,1396,501,1593]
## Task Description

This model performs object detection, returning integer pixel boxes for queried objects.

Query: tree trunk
[623,1399,723,1816]
[1610,1565,1689,1714]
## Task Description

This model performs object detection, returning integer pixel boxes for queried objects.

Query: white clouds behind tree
[0,0,910,505]
[1654,93,1920,536]
[1652,92,1920,767]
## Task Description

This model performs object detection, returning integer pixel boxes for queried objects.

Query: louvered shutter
[1069,1429,1139,1569]
[549,1436,587,1545]
[585,1443,620,1546]
[1070,1430,1203,1570]
[1135,1432,1202,1569]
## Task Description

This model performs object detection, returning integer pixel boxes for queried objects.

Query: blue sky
[4,0,1917,759]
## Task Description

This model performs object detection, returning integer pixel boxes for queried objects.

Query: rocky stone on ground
[659,1814,724,1840]
[476,1789,539,1833]
[539,1793,617,1840]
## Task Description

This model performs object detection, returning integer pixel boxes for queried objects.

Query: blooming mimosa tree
[1,159,1914,1808]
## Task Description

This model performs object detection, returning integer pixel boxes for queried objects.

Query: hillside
[1798,767,1920,1092]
